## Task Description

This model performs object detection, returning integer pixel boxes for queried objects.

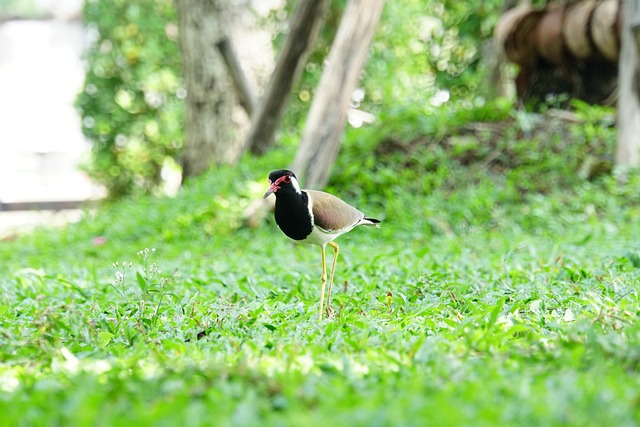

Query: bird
[263,169,380,319]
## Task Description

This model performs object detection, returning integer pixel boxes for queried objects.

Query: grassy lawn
[1,118,639,426]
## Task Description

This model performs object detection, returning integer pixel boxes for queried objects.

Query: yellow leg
[318,244,327,320]
[325,241,339,315]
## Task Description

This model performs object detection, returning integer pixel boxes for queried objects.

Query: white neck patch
[290,175,302,194]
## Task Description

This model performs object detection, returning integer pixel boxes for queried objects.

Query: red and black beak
[263,174,291,198]
[263,180,280,198]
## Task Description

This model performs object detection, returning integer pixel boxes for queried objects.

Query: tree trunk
[616,0,640,167]
[292,0,385,189]
[216,37,257,116]
[485,0,521,100]
[243,0,330,155]
[176,0,246,179]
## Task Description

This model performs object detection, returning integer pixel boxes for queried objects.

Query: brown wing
[306,189,365,232]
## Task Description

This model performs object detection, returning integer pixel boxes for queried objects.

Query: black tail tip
[365,217,381,224]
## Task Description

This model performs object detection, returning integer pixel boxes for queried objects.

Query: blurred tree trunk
[484,0,520,100]
[175,0,245,179]
[292,0,385,189]
[616,0,640,167]
[244,0,330,155]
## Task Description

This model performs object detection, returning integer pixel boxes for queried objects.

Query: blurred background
[0,0,103,235]
[0,0,627,236]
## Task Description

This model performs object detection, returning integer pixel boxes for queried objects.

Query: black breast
[273,192,313,241]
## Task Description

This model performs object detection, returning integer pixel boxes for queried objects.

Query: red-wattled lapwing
[263,169,380,319]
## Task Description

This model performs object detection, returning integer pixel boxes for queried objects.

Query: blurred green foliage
[75,0,183,198]
[366,0,504,107]
[76,0,507,198]
[284,0,507,132]
[333,99,616,201]
[0,0,38,17]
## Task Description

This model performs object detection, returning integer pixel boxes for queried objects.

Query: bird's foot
[324,304,336,319]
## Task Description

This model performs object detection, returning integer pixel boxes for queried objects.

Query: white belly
[301,226,343,247]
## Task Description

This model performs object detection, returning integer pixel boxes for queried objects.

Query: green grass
[1,112,639,426]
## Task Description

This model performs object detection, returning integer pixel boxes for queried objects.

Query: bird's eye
[283,175,291,184]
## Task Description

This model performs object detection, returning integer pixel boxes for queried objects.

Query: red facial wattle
[272,175,291,191]
[263,174,291,198]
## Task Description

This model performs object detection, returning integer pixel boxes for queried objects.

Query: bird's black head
[263,169,301,198]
